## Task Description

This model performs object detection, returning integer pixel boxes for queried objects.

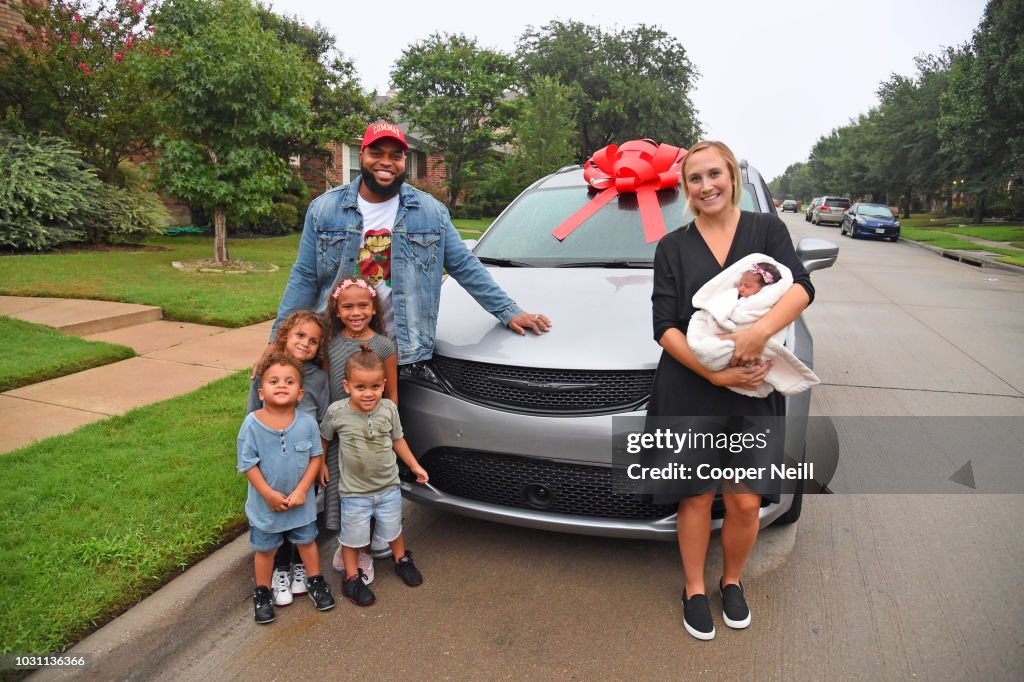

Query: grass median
[899,219,1024,268]
[0,371,250,655]
[0,317,135,392]
[1,222,491,328]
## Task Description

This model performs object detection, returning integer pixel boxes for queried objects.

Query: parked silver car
[398,161,838,540]
[805,197,822,222]
[811,196,851,226]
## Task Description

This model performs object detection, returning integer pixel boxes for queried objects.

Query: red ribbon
[552,140,687,244]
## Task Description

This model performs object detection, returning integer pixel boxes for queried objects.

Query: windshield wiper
[477,256,536,267]
[555,260,650,268]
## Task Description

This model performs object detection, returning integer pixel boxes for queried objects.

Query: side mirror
[797,238,838,273]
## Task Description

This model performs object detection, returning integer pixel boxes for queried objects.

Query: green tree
[391,33,518,211]
[144,0,314,262]
[875,52,953,217]
[255,8,371,163]
[517,21,702,160]
[509,75,579,179]
[940,0,1024,223]
[470,75,580,215]
[0,0,159,181]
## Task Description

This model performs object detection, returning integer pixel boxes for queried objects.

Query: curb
[900,238,1024,276]
[35,535,252,681]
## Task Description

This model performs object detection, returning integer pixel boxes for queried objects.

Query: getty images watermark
[612,416,1024,495]
[622,428,812,485]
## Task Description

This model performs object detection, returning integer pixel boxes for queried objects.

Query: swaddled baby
[687,253,820,398]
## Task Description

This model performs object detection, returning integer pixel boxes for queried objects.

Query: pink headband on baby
[749,265,775,284]
[331,278,376,299]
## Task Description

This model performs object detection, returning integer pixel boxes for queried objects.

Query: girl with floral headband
[320,275,398,586]
[737,262,782,299]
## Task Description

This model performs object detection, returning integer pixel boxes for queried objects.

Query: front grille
[431,355,654,415]
[421,448,679,520]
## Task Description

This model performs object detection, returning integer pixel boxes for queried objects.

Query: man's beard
[360,166,406,198]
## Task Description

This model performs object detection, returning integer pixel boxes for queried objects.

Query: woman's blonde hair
[681,140,743,216]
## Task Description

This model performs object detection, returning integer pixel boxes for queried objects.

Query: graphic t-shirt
[356,194,399,338]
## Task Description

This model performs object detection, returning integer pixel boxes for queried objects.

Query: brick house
[0,1,25,43]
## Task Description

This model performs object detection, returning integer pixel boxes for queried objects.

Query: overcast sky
[269,0,989,181]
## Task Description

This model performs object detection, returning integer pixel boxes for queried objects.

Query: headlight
[893,220,900,228]
[399,361,450,393]
[856,217,867,225]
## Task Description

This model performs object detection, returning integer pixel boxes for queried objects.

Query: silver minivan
[398,161,838,540]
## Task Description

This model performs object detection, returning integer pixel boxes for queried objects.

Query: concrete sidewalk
[0,296,271,454]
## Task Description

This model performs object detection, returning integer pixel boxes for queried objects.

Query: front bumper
[852,222,899,239]
[397,382,796,540]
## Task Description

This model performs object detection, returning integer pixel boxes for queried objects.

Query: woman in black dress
[649,141,814,640]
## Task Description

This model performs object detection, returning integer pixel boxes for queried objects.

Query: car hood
[856,216,897,226]
[433,268,660,370]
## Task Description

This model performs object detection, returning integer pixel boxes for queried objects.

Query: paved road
[45,213,1024,680]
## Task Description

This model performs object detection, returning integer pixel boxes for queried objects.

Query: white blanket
[687,253,820,398]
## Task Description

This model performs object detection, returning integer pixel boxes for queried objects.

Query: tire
[774,478,804,525]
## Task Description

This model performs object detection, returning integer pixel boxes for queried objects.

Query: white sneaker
[290,563,307,595]
[271,567,293,606]
[358,550,374,585]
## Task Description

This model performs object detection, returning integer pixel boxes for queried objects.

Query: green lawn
[0,317,135,392]
[900,227,1024,268]
[1,224,494,328]
[0,235,297,327]
[452,218,493,235]
[0,372,250,655]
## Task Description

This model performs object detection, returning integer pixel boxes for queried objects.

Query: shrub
[0,129,98,250]
[0,131,168,251]
[249,202,299,235]
[408,178,449,205]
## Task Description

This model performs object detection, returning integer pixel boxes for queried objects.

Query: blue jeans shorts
[249,519,318,553]
[339,485,402,548]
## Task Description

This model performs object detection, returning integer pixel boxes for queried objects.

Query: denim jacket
[273,177,523,365]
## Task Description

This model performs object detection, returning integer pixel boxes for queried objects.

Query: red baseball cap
[361,122,408,151]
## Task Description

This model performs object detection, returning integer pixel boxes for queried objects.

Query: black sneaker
[394,551,423,587]
[306,575,335,611]
[681,591,715,640]
[341,570,376,606]
[253,585,275,624]
[720,579,751,629]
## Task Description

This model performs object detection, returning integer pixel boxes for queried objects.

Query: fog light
[523,483,555,509]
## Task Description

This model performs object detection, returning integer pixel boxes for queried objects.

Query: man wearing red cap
[268,121,551,364]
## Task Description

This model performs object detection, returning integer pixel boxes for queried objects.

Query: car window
[823,198,850,209]
[476,184,760,264]
[860,204,894,218]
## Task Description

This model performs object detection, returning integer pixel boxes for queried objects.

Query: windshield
[860,204,894,218]
[824,198,850,209]
[475,184,759,265]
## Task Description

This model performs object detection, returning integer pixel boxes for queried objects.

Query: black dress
[646,211,814,501]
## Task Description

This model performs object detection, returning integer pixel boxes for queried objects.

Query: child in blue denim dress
[238,353,335,624]
[319,347,428,607]
[245,310,330,609]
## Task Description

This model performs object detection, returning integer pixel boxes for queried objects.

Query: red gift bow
[552,140,687,244]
